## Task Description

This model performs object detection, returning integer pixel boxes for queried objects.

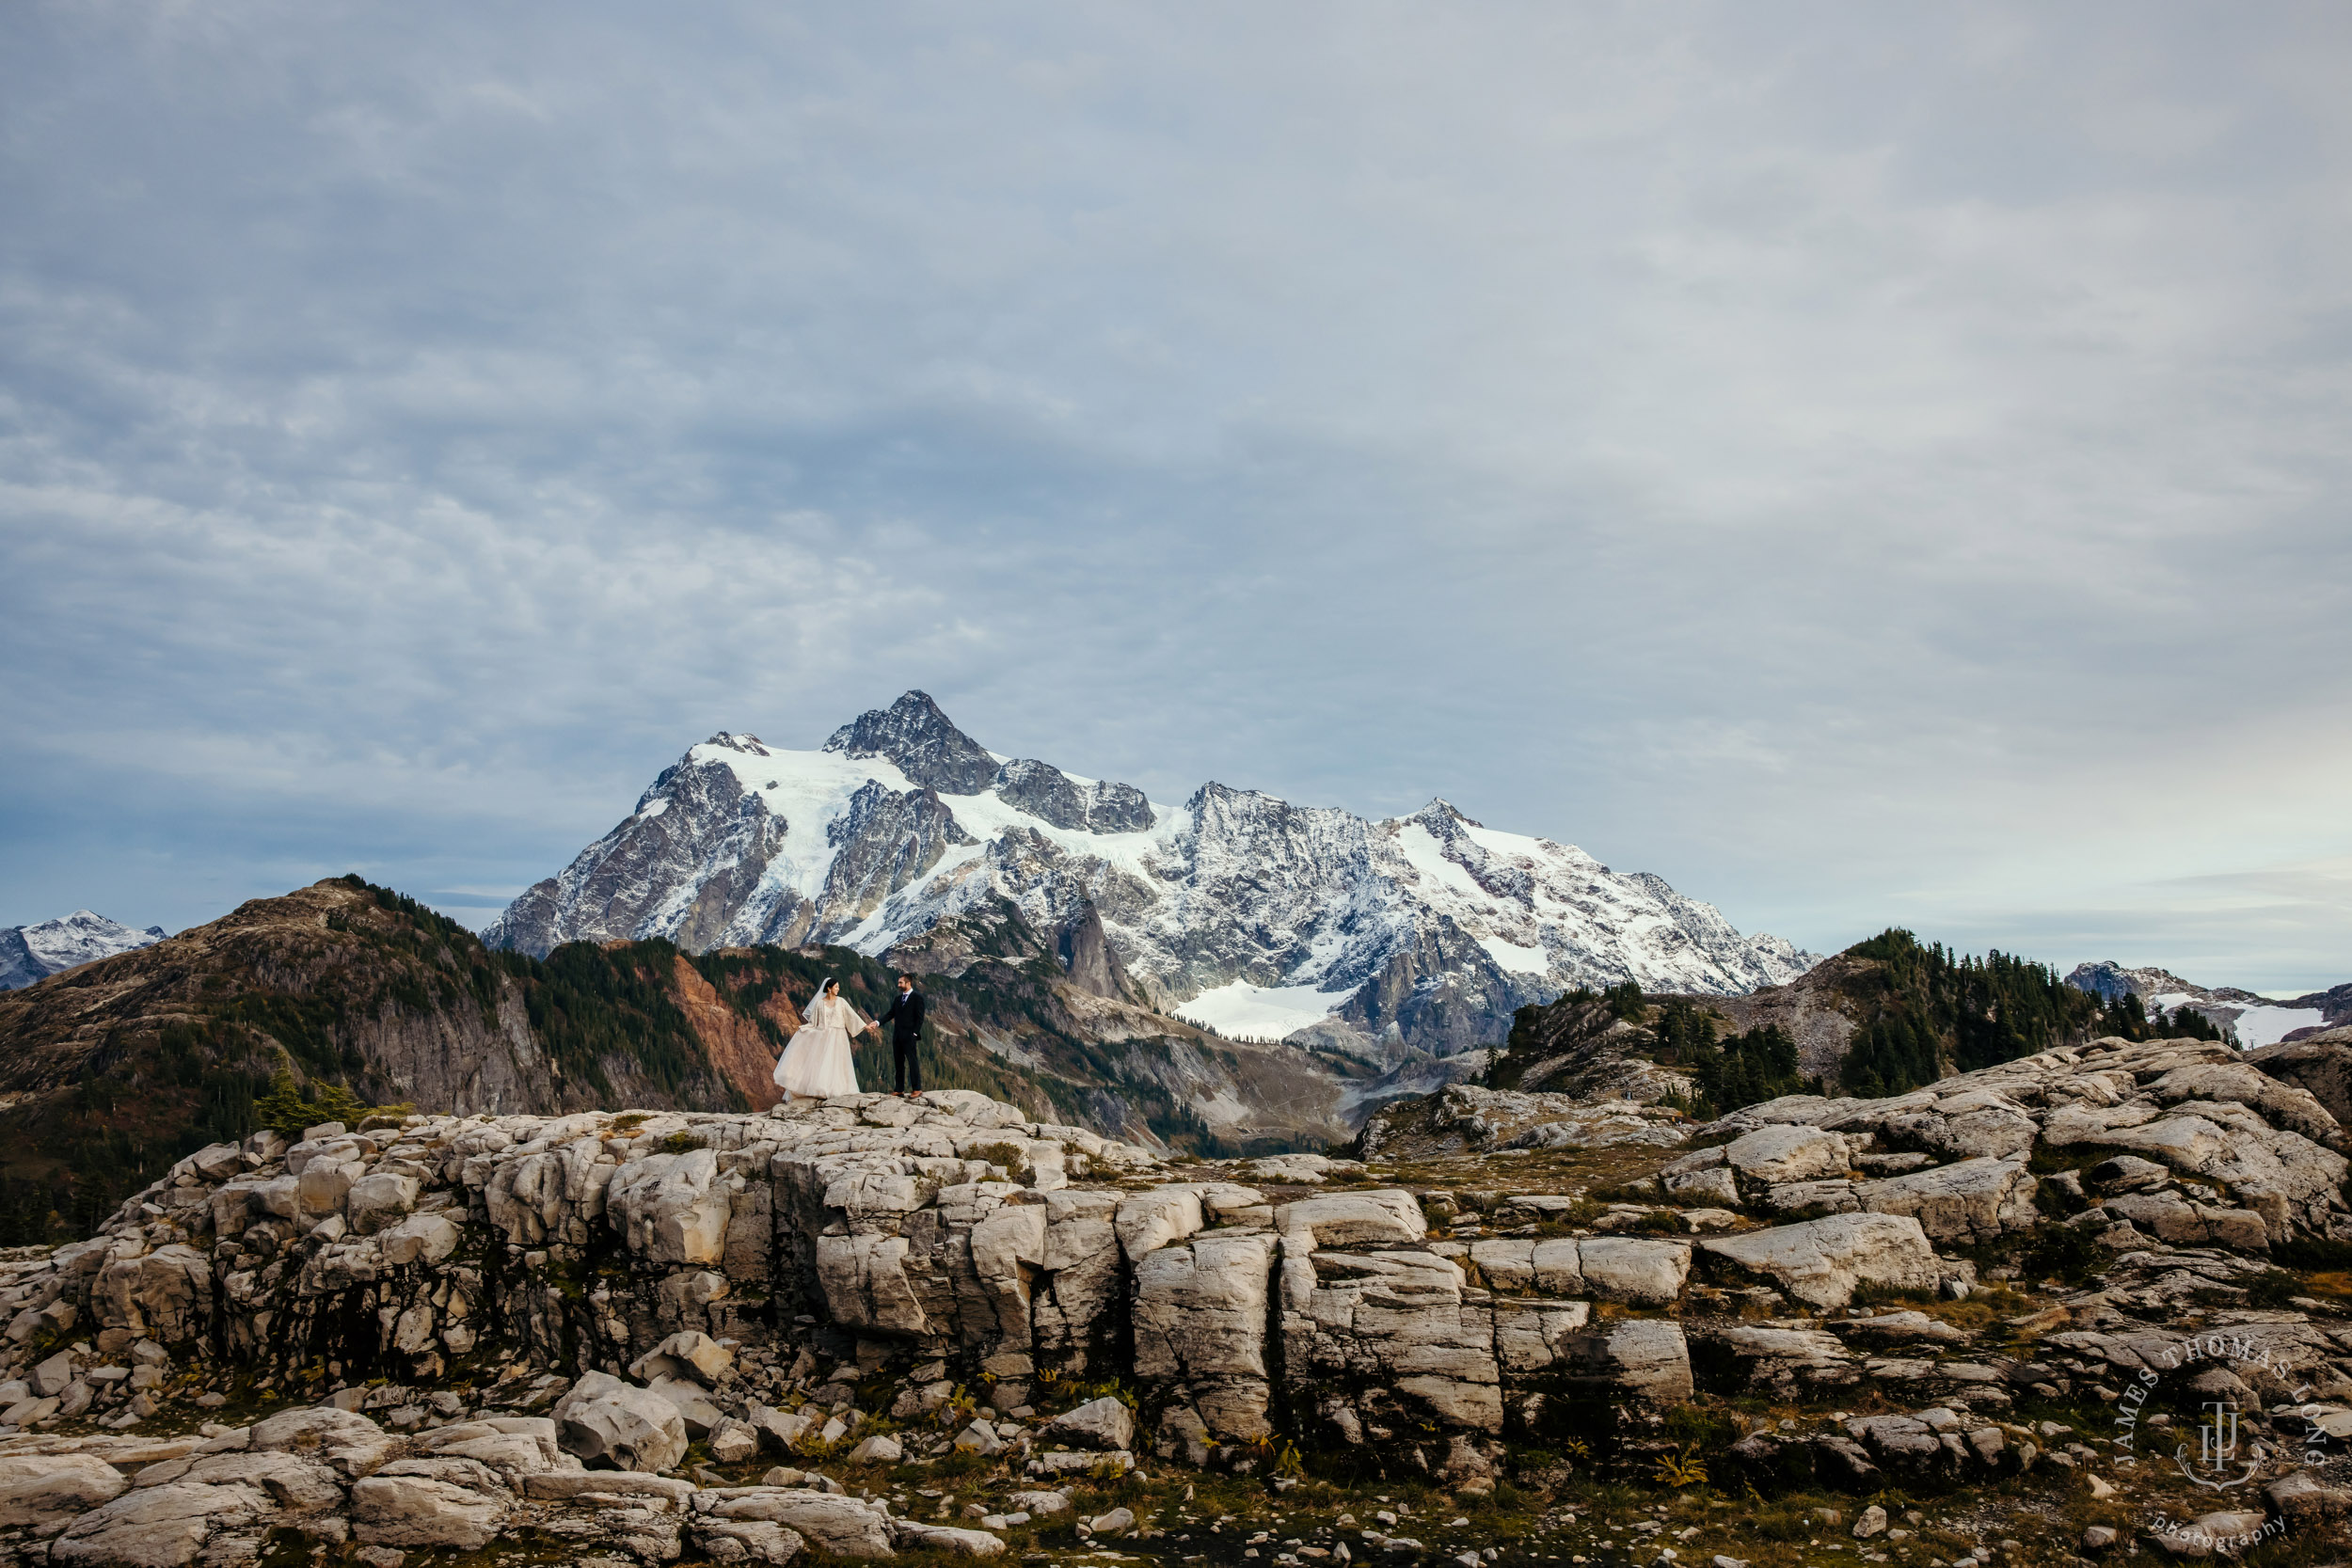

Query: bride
[773,978,877,1101]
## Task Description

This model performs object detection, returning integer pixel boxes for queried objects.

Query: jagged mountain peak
[1405,798,1479,830]
[822,689,997,795]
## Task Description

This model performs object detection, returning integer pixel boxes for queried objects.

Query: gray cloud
[3,1,2348,989]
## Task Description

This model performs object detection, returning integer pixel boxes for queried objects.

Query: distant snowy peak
[2065,958,2329,1050]
[486,691,1820,1054]
[0,911,166,990]
[2064,960,2250,1006]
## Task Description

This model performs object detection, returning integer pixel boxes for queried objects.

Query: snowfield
[1175,980,1359,1039]
[2223,1003,2329,1050]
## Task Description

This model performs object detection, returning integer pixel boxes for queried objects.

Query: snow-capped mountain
[0,911,167,990]
[2065,959,2334,1050]
[486,691,1820,1055]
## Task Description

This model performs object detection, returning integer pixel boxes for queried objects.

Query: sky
[3,2,2349,991]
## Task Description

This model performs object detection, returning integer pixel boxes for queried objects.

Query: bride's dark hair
[821,978,839,996]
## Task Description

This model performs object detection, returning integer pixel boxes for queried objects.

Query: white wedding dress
[773,993,868,1099]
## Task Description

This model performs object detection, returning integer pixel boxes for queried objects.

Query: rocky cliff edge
[8,1035,2352,1560]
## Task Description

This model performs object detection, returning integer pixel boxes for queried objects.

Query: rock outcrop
[6,1032,2352,1560]
[0,1086,1695,1481]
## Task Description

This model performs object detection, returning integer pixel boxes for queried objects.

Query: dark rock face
[2291,984,2352,1029]
[0,928,41,991]
[486,743,788,958]
[812,782,976,942]
[1086,779,1154,833]
[2252,1030,2352,1128]
[2065,960,2134,1004]
[993,759,1155,834]
[993,759,1089,829]
[1339,920,1538,1055]
[1057,903,1136,1002]
[822,690,998,795]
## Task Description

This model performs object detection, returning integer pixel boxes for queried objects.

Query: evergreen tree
[1693,1023,1802,1113]
[1835,928,2106,1094]
[1652,997,1715,1064]
[1602,980,1646,1023]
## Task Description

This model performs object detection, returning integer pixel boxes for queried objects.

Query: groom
[878,973,925,1096]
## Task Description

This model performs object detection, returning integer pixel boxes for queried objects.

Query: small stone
[708,1418,761,1464]
[2082,1525,2117,1552]
[1852,1506,1886,1540]
[849,1433,903,1465]
[892,1521,1007,1558]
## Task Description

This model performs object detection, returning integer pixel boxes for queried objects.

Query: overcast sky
[5,2,2349,990]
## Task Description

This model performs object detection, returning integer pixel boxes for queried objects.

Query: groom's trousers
[893,1036,922,1093]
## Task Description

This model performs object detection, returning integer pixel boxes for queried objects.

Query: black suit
[878,987,926,1092]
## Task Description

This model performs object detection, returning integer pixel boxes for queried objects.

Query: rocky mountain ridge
[485,691,1819,1059]
[0,914,165,992]
[0,878,1397,1244]
[0,879,769,1242]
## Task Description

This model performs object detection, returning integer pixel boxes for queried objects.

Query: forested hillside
[1829,928,2219,1095]
[1483,926,2223,1117]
